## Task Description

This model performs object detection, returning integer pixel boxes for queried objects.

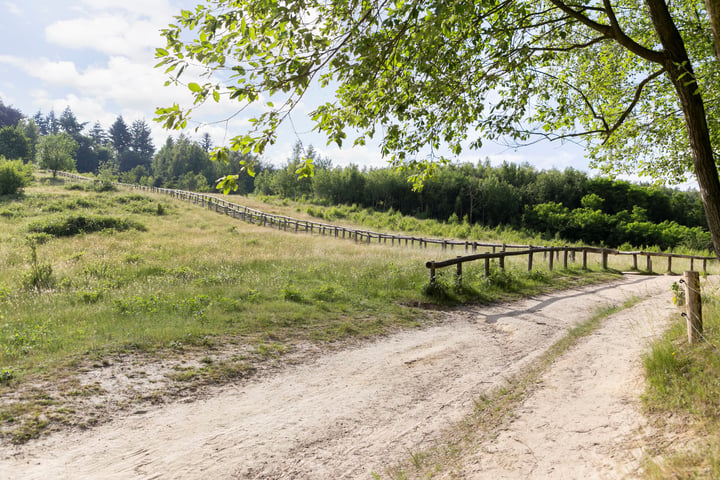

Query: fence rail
[426,246,716,285]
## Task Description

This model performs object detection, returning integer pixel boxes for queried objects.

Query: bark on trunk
[647,0,720,257]
[704,0,720,63]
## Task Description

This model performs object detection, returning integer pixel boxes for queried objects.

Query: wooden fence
[426,246,716,285]
[54,172,550,252]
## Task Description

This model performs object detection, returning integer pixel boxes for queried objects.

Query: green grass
[0,174,655,443]
[251,194,547,244]
[641,279,720,478]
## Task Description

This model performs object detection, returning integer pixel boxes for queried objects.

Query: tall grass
[642,279,720,478]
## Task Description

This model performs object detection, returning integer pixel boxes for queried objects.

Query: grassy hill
[0,173,660,443]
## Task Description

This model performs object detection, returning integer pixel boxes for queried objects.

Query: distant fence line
[55,171,717,283]
[54,171,548,252]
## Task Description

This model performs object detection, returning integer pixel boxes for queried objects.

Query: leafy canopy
[37,133,79,176]
[155,0,720,188]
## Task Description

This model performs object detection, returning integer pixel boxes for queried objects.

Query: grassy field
[642,277,720,478]
[0,173,694,443]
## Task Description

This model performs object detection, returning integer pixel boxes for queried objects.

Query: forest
[0,100,711,252]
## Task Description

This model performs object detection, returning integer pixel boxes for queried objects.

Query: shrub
[27,214,146,237]
[22,237,55,291]
[0,158,33,195]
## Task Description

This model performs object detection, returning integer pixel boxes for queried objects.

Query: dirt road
[1,275,678,479]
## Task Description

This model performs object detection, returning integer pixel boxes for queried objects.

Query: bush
[28,214,146,237]
[0,158,33,195]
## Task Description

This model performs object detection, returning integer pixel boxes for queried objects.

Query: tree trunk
[705,0,720,63]
[647,0,720,257]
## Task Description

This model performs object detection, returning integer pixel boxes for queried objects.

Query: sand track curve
[1,275,679,479]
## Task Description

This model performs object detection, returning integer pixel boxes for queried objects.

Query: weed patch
[28,214,145,237]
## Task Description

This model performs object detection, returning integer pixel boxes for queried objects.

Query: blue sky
[0,0,593,171]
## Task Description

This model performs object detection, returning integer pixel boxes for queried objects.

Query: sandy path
[455,278,676,479]
[1,275,676,479]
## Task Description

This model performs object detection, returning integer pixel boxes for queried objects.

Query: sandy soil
[1,275,679,479]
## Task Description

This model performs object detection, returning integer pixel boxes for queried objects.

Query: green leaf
[188,82,202,92]
[295,157,315,179]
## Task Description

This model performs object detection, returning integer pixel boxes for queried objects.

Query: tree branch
[604,68,666,139]
[548,0,665,63]
[528,35,607,52]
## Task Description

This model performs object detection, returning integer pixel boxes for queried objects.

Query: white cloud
[45,15,162,60]
[77,0,176,19]
[5,2,21,15]
[0,56,81,85]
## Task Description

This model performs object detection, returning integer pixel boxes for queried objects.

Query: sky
[0,0,598,172]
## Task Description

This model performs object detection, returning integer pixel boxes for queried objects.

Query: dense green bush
[0,157,33,195]
[27,214,146,237]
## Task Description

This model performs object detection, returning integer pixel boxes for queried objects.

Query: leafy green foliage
[36,133,78,176]
[0,158,33,195]
[27,215,145,237]
[22,237,55,291]
[257,160,710,249]
[0,99,22,129]
[152,135,259,193]
[0,126,31,161]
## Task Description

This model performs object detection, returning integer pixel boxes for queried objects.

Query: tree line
[0,101,251,191]
[0,99,711,251]
[254,150,710,251]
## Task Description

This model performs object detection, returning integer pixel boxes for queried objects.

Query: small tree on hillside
[0,126,31,162]
[37,133,78,177]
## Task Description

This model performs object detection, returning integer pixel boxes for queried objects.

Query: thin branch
[604,68,666,139]
[528,35,608,52]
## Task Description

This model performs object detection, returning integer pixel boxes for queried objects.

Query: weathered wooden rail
[426,246,716,285]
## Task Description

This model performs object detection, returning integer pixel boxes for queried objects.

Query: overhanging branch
[548,0,665,63]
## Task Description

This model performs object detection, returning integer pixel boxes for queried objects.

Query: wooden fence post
[684,271,702,344]
[528,250,534,272]
[646,255,652,273]
[456,258,463,286]
[582,250,588,269]
[667,256,672,273]
[602,250,608,270]
[548,250,554,271]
